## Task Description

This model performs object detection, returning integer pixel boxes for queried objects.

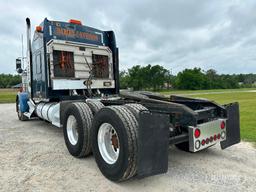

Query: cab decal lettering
[55,27,100,42]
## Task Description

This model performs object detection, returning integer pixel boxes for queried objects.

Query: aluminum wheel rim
[67,115,78,145]
[97,123,120,164]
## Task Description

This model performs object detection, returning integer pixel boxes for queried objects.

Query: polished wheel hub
[98,123,120,164]
[67,115,79,145]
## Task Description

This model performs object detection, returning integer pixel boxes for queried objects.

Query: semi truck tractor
[15,18,240,182]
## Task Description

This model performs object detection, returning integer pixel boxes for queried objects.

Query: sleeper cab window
[53,50,75,78]
[92,54,109,79]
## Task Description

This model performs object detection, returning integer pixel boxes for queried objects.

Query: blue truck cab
[30,18,119,101]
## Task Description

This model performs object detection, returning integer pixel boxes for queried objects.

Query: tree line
[120,65,256,90]
[1,67,256,90]
[0,74,21,88]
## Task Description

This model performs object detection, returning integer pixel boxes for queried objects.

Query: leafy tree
[175,68,209,90]
[120,65,255,91]
[119,71,129,89]
[127,65,145,90]
[119,64,172,91]
[0,74,21,88]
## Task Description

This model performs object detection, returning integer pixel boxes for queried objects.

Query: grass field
[162,89,256,142]
[0,89,17,103]
[0,88,255,142]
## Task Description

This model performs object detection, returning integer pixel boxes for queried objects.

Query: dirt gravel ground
[0,103,255,192]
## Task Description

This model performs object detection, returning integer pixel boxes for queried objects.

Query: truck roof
[40,18,108,46]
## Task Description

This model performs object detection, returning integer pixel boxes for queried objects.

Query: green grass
[0,89,17,103]
[162,88,256,142]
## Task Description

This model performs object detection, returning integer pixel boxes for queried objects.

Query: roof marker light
[69,19,82,25]
[36,26,42,32]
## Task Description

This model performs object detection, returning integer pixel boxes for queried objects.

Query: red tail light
[217,133,221,139]
[194,129,201,138]
[220,121,225,129]
[214,135,217,141]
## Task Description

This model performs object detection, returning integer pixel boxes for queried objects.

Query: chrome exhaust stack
[26,18,33,98]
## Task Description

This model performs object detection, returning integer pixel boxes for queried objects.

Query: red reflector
[194,129,201,138]
[217,133,221,139]
[202,139,205,145]
[210,136,213,142]
[220,121,225,129]
[206,138,209,144]
[69,19,82,25]
[214,135,217,141]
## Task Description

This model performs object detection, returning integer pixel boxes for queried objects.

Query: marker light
[36,26,42,32]
[69,19,82,25]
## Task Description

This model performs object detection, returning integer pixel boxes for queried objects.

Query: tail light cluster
[193,119,227,151]
[198,132,225,147]
[194,121,226,150]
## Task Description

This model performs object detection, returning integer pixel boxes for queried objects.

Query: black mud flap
[221,102,240,149]
[137,111,169,178]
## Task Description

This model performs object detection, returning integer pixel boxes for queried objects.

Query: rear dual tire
[92,105,142,182]
[63,102,93,158]
[63,101,146,181]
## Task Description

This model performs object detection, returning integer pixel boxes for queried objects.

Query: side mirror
[16,59,23,73]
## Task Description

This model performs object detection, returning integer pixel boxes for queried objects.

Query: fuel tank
[36,102,60,127]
